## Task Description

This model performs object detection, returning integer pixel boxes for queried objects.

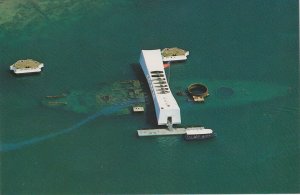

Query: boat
[161,47,189,62]
[10,59,44,74]
[184,128,215,140]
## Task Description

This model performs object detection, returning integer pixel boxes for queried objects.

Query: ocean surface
[0,0,299,193]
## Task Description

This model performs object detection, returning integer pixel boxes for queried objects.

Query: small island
[10,59,44,74]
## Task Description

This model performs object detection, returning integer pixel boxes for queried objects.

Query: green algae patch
[161,47,188,57]
[11,59,41,69]
[0,0,108,32]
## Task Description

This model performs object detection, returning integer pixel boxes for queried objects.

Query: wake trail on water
[0,99,141,152]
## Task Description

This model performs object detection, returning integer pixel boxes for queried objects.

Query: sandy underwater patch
[0,0,109,31]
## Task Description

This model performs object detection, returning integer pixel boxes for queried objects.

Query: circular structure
[217,87,234,98]
[188,83,209,97]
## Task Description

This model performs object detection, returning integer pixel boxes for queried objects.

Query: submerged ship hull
[42,78,290,115]
[42,80,146,115]
[172,79,290,109]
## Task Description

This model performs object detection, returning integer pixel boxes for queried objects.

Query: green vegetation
[161,47,187,57]
[12,59,41,69]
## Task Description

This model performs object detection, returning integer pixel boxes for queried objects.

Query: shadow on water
[0,99,141,152]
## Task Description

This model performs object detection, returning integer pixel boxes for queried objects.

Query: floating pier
[138,127,204,137]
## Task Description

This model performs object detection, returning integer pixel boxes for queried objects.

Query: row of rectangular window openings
[148,80,168,88]
[151,71,163,74]
[154,85,168,88]
[153,82,167,85]
[147,72,164,77]
[151,75,165,78]
[152,76,166,79]
[151,72,164,74]
[154,89,170,93]
[157,91,170,94]
[152,79,166,82]
[147,76,170,94]
[155,87,169,91]
[150,87,170,95]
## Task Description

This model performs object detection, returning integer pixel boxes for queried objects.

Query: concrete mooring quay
[137,127,205,137]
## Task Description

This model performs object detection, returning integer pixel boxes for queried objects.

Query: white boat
[10,59,44,74]
[185,128,215,140]
[161,47,189,62]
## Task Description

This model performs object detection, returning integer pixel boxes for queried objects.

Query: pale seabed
[0,0,299,194]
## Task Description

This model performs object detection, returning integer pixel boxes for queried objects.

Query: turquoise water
[0,0,299,193]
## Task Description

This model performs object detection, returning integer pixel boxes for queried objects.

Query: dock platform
[137,127,204,137]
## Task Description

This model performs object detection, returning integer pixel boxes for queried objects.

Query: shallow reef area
[0,0,107,31]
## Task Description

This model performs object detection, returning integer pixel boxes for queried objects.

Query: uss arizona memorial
[138,49,214,139]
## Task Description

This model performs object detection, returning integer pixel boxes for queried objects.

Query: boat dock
[137,127,204,137]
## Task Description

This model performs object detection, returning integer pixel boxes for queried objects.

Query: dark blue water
[0,0,299,193]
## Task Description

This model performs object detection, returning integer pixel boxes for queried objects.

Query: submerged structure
[10,59,44,74]
[42,80,146,115]
[187,83,209,102]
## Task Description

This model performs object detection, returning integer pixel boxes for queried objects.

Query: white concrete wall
[139,49,181,125]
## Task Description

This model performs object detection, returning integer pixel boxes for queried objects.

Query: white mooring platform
[137,127,205,137]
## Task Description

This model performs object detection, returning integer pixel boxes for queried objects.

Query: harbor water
[0,0,299,193]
